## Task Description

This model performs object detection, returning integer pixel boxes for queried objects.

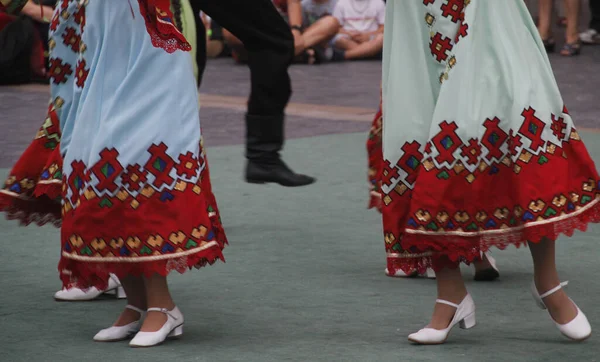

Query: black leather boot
[245,114,315,187]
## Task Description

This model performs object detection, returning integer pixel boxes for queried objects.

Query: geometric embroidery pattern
[64,142,207,212]
[384,106,575,190]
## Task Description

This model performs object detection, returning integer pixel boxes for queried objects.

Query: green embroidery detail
[185,239,198,249]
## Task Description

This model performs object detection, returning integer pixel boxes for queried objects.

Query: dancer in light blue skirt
[1,0,227,347]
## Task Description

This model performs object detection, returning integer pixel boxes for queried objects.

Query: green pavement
[1,131,600,362]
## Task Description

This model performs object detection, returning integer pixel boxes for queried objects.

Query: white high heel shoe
[93,305,146,342]
[531,281,592,341]
[408,294,476,345]
[54,274,126,301]
[385,268,436,279]
[129,307,184,348]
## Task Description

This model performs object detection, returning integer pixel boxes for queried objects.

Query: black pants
[191,6,207,87]
[590,0,600,32]
[191,0,293,116]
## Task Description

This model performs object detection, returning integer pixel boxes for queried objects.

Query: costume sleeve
[0,0,29,14]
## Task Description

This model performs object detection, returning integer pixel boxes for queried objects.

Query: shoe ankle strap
[435,299,459,308]
[125,305,144,314]
[539,281,569,299]
[147,307,179,320]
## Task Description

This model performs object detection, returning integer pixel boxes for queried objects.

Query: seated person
[298,0,340,62]
[0,0,52,84]
[223,0,339,64]
[330,0,385,61]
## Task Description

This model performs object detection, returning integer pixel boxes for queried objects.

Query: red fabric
[382,116,600,275]
[137,0,191,53]
[366,103,383,212]
[368,99,600,275]
[57,140,227,290]
[0,103,62,227]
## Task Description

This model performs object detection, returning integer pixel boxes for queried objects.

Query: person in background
[537,0,582,55]
[222,0,304,63]
[330,0,385,61]
[0,0,51,84]
[54,0,202,302]
[193,0,316,186]
[580,0,600,44]
[297,0,340,63]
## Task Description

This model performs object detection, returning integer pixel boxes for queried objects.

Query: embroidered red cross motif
[424,141,433,154]
[382,160,400,187]
[551,114,567,140]
[398,141,423,184]
[441,0,464,23]
[175,152,201,179]
[455,20,469,43]
[91,148,125,193]
[62,27,81,52]
[75,59,89,88]
[519,107,546,152]
[122,164,148,192]
[50,12,60,32]
[423,0,436,5]
[145,143,176,188]
[481,117,508,161]
[48,58,73,85]
[508,130,523,157]
[60,0,70,10]
[74,5,86,29]
[460,138,481,166]
[430,33,453,62]
[432,121,463,164]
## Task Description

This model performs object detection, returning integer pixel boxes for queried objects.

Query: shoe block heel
[116,286,127,299]
[168,325,183,338]
[459,313,476,329]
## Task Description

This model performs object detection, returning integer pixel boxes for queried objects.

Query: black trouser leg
[196,0,315,186]
[197,0,292,116]
[590,0,600,32]
[190,1,207,87]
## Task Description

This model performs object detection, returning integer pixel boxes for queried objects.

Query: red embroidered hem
[0,103,63,226]
[366,104,383,212]
[58,244,225,290]
[386,200,600,275]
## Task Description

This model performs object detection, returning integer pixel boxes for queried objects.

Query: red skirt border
[387,197,600,274]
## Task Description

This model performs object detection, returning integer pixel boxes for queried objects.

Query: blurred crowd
[0,0,598,86]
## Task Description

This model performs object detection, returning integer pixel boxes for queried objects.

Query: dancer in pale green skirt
[381,0,598,344]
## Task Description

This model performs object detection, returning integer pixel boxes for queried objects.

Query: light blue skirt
[47,0,226,289]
